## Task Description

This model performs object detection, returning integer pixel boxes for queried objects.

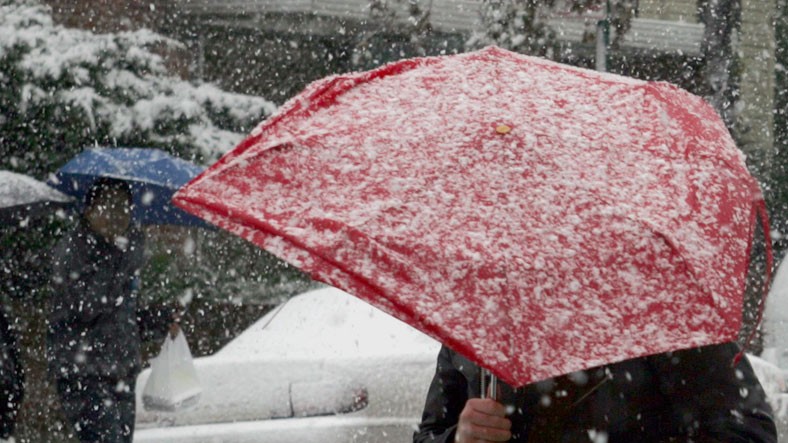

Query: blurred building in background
[42,0,776,185]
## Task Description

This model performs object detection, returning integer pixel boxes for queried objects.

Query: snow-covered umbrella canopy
[0,170,73,226]
[174,46,770,387]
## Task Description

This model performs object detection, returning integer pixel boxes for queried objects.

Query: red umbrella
[173,46,771,387]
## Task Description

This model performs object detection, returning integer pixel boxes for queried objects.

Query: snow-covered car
[757,254,788,439]
[746,353,788,440]
[133,286,441,443]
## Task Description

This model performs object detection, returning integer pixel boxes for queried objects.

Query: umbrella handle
[480,368,498,400]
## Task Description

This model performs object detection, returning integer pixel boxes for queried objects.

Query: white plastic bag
[142,330,202,412]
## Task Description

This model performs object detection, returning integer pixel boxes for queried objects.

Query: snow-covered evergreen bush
[0,1,276,177]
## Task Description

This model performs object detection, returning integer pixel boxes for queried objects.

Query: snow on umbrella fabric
[50,147,208,227]
[0,170,73,225]
[173,46,771,387]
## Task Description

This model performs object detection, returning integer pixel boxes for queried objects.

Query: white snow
[219,286,439,361]
[0,169,72,208]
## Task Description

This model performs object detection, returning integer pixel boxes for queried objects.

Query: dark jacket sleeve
[414,345,469,443]
[649,342,777,443]
[49,235,117,327]
[49,229,145,328]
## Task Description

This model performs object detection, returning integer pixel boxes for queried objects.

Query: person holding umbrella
[47,178,178,443]
[168,47,780,442]
[1,169,74,442]
[414,342,777,442]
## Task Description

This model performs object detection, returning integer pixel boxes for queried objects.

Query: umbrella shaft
[481,368,498,400]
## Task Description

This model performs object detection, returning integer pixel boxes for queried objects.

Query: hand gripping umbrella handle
[480,368,498,400]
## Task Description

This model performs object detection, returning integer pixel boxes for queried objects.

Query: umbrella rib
[174,193,430,333]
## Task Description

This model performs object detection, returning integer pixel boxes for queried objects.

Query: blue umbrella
[49,148,208,227]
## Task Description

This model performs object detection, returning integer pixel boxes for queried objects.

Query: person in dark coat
[1,214,58,441]
[47,179,175,443]
[0,307,23,441]
[414,342,777,442]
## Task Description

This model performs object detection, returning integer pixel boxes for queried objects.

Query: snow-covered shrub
[0,1,277,177]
